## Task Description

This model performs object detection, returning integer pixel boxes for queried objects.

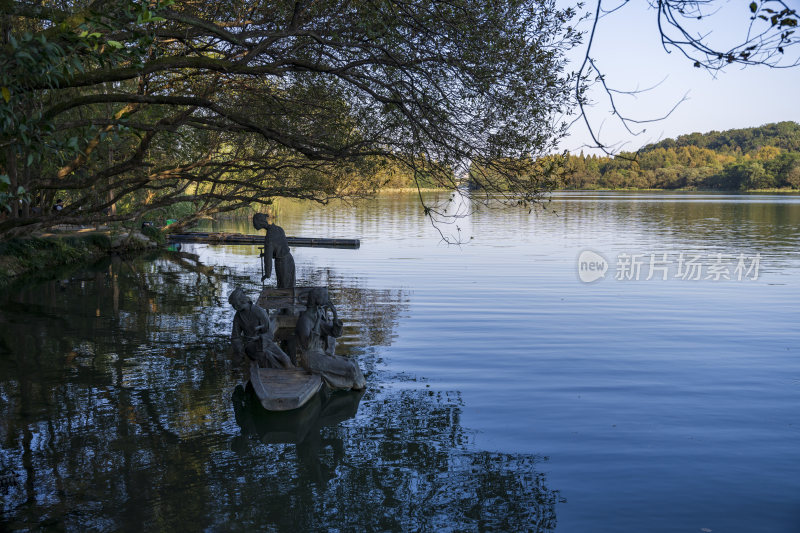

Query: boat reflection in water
[231,384,364,484]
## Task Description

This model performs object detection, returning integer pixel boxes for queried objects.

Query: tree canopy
[0,0,580,236]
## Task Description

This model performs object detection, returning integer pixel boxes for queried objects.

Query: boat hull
[248,364,323,411]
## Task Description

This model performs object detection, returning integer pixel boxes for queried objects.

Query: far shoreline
[377,187,800,194]
[552,188,800,193]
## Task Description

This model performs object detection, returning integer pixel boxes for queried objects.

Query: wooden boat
[244,286,329,411]
[247,363,323,411]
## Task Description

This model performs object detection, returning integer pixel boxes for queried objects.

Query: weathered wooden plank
[256,286,324,310]
[249,365,323,411]
[256,287,298,309]
[256,286,329,335]
[167,232,360,248]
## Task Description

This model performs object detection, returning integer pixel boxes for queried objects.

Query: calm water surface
[1,191,799,532]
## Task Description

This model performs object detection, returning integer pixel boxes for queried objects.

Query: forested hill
[643,121,800,154]
[562,121,800,190]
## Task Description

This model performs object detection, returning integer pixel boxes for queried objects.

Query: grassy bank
[0,228,162,290]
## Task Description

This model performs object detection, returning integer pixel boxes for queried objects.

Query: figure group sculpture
[228,213,365,392]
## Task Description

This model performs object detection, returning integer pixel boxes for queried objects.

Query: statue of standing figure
[253,213,295,288]
[295,288,366,391]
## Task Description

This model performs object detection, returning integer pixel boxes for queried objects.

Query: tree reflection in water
[0,251,561,531]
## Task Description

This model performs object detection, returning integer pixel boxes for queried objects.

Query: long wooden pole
[167,232,360,249]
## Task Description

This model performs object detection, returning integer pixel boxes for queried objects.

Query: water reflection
[231,386,364,484]
[541,193,800,258]
[199,192,800,279]
[10,191,795,531]
[0,250,560,531]
[223,383,560,532]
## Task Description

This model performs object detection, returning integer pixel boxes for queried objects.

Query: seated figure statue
[253,212,295,288]
[294,288,365,390]
[229,287,293,369]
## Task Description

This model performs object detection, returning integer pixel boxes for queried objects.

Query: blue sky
[562,1,800,154]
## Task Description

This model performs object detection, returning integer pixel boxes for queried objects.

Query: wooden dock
[167,232,359,249]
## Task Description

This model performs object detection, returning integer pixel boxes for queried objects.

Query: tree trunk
[6,146,18,219]
[105,83,117,216]
[20,155,30,218]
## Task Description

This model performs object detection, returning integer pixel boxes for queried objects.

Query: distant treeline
[561,121,800,190]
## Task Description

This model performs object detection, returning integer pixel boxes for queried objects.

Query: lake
[1,191,799,532]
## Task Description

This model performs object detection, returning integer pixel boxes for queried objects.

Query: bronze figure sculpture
[229,287,293,369]
[253,213,295,288]
[294,288,366,391]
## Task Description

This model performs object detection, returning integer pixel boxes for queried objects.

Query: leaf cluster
[0,0,580,237]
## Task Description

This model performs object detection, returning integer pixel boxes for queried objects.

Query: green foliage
[140,224,165,244]
[137,201,197,224]
[561,122,800,191]
[0,234,114,286]
[0,0,168,216]
[0,0,579,238]
[645,121,800,154]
